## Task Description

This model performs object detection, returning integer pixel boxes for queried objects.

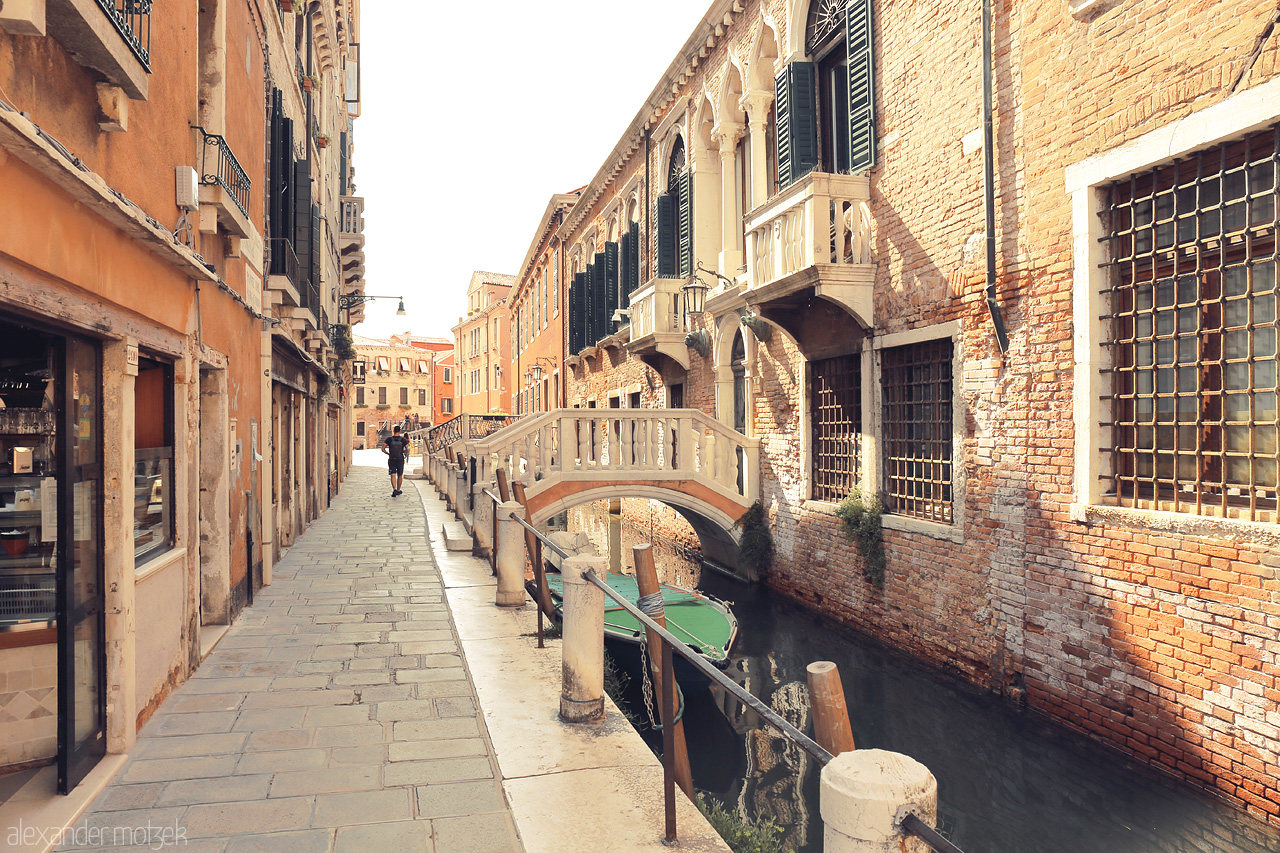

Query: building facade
[536,0,1280,825]
[509,193,579,415]
[0,0,361,790]
[397,334,456,425]
[452,271,514,416]
[350,334,435,447]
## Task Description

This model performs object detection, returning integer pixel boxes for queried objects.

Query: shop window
[134,357,174,563]
[882,339,953,523]
[1103,126,1278,522]
[811,351,861,503]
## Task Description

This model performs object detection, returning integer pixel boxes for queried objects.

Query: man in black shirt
[383,425,410,497]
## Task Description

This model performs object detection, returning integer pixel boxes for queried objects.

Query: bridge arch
[525,482,746,575]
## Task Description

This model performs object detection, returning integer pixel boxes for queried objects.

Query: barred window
[1104,125,1278,522]
[882,339,953,523]
[810,353,861,503]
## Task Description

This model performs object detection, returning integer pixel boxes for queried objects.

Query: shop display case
[0,359,58,632]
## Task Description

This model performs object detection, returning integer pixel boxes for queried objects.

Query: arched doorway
[731,329,747,434]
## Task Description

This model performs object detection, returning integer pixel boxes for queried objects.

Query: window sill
[136,546,186,584]
[1071,503,1280,547]
[880,512,962,543]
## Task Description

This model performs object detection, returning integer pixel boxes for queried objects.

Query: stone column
[102,337,136,754]
[493,500,527,607]
[558,554,605,723]
[742,91,772,212]
[821,749,937,853]
[714,124,744,278]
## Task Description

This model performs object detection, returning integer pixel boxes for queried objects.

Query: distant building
[394,334,456,425]
[452,272,515,416]
[351,335,435,448]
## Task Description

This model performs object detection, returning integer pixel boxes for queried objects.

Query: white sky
[353,1,714,342]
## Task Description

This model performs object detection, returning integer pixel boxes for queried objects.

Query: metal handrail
[194,127,251,218]
[97,0,151,69]
[902,813,965,853]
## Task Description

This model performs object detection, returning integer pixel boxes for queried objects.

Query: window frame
[1066,76,1280,539]
[134,356,175,564]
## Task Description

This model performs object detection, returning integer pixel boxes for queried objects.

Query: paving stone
[430,813,520,853]
[388,738,487,762]
[153,711,240,736]
[312,724,386,747]
[236,748,328,774]
[414,681,473,700]
[333,820,433,853]
[305,705,370,726]
[373,700,439,722]
[155,774,273,807]
[269,765,381,797]
[416,780,507,818]
[312,789,413,827]
[224,830,334,853]
[396,667,468,683]
[121,756,240,783]
[89,782,165,812]
[243,729,312,752]
[329,744,385,765]
[183,797,315,837]
[383,757,493,787]
[231,708,309,732]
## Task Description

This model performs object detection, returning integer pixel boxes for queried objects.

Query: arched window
[656,136,692,277]
[806,0,848,56]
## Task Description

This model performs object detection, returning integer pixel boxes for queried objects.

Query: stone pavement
[55,463,522,853]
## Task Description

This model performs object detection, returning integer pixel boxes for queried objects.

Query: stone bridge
[430,409,759,568]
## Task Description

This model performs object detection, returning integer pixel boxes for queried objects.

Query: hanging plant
[736,500,773,577]
[331,323,356,361]
[835,491,885,587]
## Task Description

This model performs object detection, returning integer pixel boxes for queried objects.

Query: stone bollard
[473,480,495,558]
[445,463,458,512]
[430,456,439,488]
[454,465,469,516]
[558,554,605,722]
[493,500,527,607]
[821,749,937,853]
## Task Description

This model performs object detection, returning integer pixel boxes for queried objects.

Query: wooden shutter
[619,231,632,310]
[339,131,349,196]
[627,221,640,304]
[846,0,876,173]
[293,161,312,282]
[591,254,607,345]
[570,270,586,353]
[310,204,322,301]
[775,61,818,189]
[677,169,692,277]
[655,193,677,277]
[604,242,620,330]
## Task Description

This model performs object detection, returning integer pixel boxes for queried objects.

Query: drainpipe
[983,0,1009,353]
[644,129,651,286]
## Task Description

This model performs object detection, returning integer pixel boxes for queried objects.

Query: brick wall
[556,0,1280,824]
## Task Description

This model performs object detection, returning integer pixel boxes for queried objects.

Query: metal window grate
[882,339,953,523]
[811,353,861,503]
[1102,124,1278,523]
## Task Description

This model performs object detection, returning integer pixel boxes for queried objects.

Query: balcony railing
[195,128,251,218]
[744,172,871,291]
[628,279,685,341]
[268,238,300,288]
[96,0,151,69]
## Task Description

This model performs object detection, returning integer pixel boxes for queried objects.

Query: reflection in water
[569,503,1280,853]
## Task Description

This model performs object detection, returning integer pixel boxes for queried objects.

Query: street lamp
[339,293,407,315]
[682,274,709,318]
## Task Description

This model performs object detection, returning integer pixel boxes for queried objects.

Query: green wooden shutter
[604,242,620,330]
[293,160,312,283]
[847,0,876,172]
[591,253,607,344]
[570,272,586,353]
[628,221,640,303]
[339,131,349,196]
[619,230,631,312]
[655,194,677,277]
[677,169,692,278]
[775,61,818,189]
[310,204,321,304]
[584,262,596,346]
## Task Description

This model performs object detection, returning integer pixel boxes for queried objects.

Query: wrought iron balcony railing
[97,0,151,70]
[269,238,300,286]
[195,127,251,219]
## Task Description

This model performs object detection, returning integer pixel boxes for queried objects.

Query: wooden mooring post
[807,661,856,756]
[633,543,694,802]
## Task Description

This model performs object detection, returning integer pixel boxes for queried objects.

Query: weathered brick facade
[544,0,1280,824]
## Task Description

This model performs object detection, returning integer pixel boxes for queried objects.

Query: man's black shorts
[388,458,404,476]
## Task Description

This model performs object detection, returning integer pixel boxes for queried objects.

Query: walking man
[383,425,409,497]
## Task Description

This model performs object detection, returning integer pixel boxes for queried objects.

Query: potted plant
[300,74,315,93]
[279,0,293,12]
[316,134,330,149]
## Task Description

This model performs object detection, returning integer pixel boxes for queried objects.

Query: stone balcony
[625,277,690,370]
[741,171,874,355]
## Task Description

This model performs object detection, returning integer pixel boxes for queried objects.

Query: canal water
[565,503,1280,853]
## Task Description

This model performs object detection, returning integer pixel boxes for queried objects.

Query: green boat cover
[543,572,734,661]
